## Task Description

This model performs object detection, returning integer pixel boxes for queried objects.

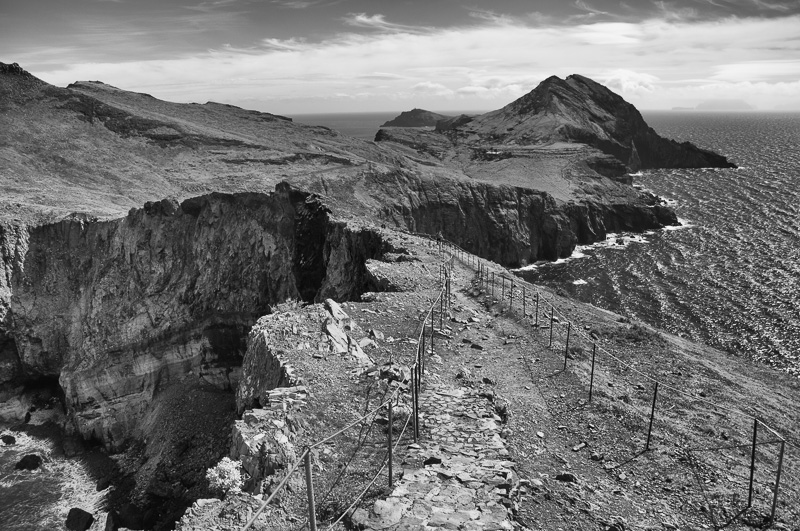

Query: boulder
[14,454,42,470]
[66,508,94,531]
[1,434,15,445]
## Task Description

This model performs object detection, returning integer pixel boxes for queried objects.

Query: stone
[104,510,121,531]
[15,454,42,470]
[66,508,94,531]
[555,473,577,483]
[1,434,15,445]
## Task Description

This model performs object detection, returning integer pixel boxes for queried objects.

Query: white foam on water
[572,279,588,285]
[663,217,694,231]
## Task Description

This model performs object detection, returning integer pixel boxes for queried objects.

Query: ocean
[520,111,800,378]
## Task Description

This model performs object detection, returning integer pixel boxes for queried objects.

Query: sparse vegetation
[206,457,243,497]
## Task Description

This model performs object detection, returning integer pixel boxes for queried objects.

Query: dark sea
[521,111,800,378]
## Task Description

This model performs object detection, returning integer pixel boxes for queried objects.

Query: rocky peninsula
[3,62,793,531]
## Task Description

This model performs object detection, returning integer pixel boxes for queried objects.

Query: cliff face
[364,171,676,266]
[464,74,736,170]
[1,184,387,448]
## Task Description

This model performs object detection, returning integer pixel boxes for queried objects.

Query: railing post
[523,287,526,316]
[645,382,658,451]
[491,272,495,297]
[430,310,435,350]
[549,307,555,347]
[535,292,539,327]
[387,402,393,488]
[440,293,444,329]
[771,440,785,522]
[510,281,514,308]
[501,276,505,301]
[589,343,596,402]
[304,449,318,531]
[411,365,418,443]
[564,322,571,370]
[748,418,759,507]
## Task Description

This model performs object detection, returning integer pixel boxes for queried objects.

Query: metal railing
[442,239,794,528]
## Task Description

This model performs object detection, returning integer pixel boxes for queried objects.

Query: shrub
[206,457,243,496]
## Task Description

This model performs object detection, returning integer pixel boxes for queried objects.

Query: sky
[2,0,799,114]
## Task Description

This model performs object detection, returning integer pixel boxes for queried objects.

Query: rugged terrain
[0,61,772,531]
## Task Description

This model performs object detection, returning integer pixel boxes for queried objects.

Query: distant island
[381,108,452,127]
[673,99,755,111]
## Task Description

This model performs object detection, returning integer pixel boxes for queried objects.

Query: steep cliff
[2,184,388,449]
[363,171,676,266]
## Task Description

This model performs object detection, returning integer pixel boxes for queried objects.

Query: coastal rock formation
[381,108,452,127]
[2,184,388,449]
[460,74,736,170]
[363,170,676,265]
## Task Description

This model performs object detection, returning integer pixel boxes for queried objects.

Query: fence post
[771,440,785,522]
[748,418,759,507]
[501,276,505,300]
[549,307,555,347]
[564,322,571,370]
[411,366,418,443]
[430,310,435,350]
[589,343,596,402]
[535,292,539,327]
[387,402,394,488]
[645,382,659,451]
[523,287,526,316]
[491,272,495,297]
[439,293,444,329]
[304,449,318,531]
[510,281,514,308]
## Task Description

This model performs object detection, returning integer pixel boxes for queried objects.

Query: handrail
[445,239,788,442]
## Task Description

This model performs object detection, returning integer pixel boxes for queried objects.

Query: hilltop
[381,108,453,127]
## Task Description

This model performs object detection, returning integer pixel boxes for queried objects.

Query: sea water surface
[521,111,800,376]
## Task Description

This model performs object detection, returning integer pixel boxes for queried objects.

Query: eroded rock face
[2,184,387,449]
[366,171,676,266]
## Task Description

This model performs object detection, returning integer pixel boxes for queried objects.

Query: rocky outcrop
[1,184,389,449]
[381,109,452,128]
[365,171,676,266]
[461,74,736,170]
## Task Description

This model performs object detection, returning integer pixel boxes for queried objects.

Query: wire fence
[442,239,797,528]
[241,246,456,531]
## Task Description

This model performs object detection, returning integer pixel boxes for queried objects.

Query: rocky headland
[381,108,453,127]
[3,62,792,531]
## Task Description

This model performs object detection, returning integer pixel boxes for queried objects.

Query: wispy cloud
[343,13,431,33]
[33,12,800,112]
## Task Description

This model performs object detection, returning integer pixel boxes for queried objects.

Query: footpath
[351,379,520,531]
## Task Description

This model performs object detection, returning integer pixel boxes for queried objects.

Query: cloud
[343,13,429,33]
[412,81,454,96]
[32,12,800,113]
